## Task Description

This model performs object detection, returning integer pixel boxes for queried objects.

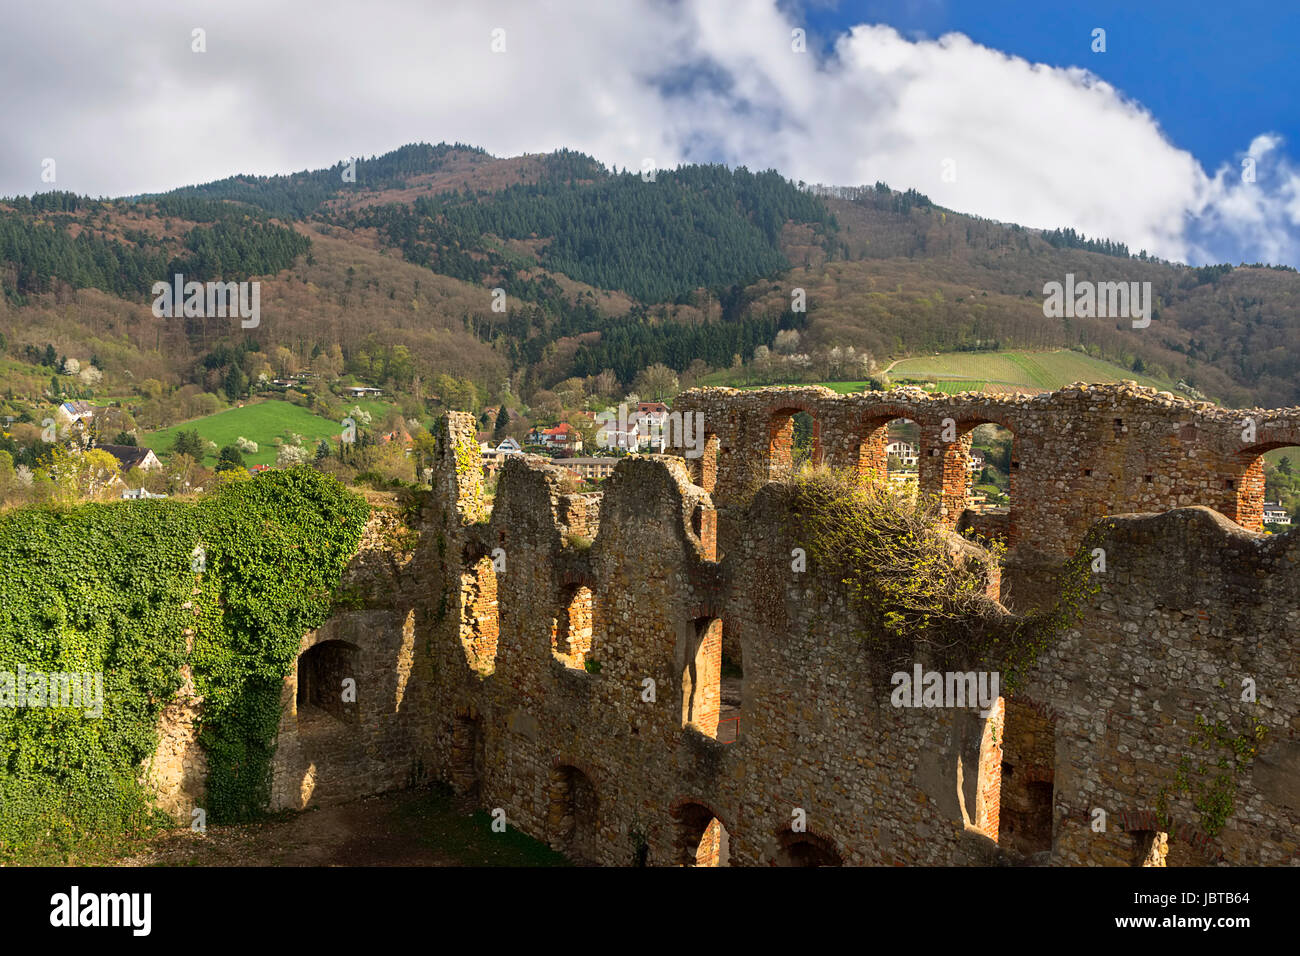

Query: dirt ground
[118,787,569,867]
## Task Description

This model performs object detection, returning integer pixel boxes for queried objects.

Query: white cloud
[1,0,1296,265]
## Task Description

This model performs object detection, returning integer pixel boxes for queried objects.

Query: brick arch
[668,794,730,822]
[936,413,1020,538]
[766,402,824,479]
[670,797,733,867]
[298,629,361,656]
[772,825,843,866]
[850,403,923,481]
[1228,440,1300,530]
[460,536,493,567]
[557,567,598,591]
[550,754,599,777]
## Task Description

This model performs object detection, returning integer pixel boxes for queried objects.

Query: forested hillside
[1,140,1300,434]
[334,163,833,301]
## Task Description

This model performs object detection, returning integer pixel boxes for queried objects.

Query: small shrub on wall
[0,467,368,863]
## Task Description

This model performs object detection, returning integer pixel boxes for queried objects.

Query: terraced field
[884,349,1177,394]
[703,349,1184,399]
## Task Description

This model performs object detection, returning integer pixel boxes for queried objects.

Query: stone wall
[144,385,1300,866]
[672,382,1300,609]
[268,502,439,811]
[1015,507,1300,866]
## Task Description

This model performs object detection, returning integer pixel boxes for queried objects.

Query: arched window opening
[855,414,921,496]
[768,408,821,481]
[682,616,722,739]
[1230,445,1300,532]
[775,829,842,867]
[954,422,1017,545]
[459,551,499,676]
[296,639,360,731]
[552,584,595,670]
[672,803,730,866]
[549,765,599,862]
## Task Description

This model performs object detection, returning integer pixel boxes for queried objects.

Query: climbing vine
[0,467,368,862]
[1157,710,1269,837]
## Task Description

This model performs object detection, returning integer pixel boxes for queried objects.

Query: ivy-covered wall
[0,468,368,863]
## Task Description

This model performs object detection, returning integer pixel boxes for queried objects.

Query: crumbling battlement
[671,383,1300,600]
[234,386,1299,866]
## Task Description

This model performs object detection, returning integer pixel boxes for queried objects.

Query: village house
[1263,501,1292,525]
[527,423,583,455]
[98,444,162,473]
[121,487,167,500]
[886,439,919,468]
[55,400,95,426]
[597,418,640,452]
[344,385,384,398]
[557,457,617,481]
[379,423,414,448]
[480,437,523,477]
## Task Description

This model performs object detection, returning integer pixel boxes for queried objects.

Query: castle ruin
[149,383,1300,866]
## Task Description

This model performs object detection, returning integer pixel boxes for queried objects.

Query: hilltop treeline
[153,142,489,219]
[339,164,833,302]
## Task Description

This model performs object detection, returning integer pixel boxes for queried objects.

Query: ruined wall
[407,391,1298,866]
[424,448,989,866]
[146,385,1299,866]
[672,383,1300,609]
[269,504,440,811]
[1016,507,1300,866]
[141,629,207,822]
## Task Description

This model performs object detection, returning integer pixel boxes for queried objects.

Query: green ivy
[0,467,368,862]
[1157,711,1268,837]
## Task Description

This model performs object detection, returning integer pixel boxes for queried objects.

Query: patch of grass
[142,399,388,466]
[815,380,875,394]
[397,785,570,866]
